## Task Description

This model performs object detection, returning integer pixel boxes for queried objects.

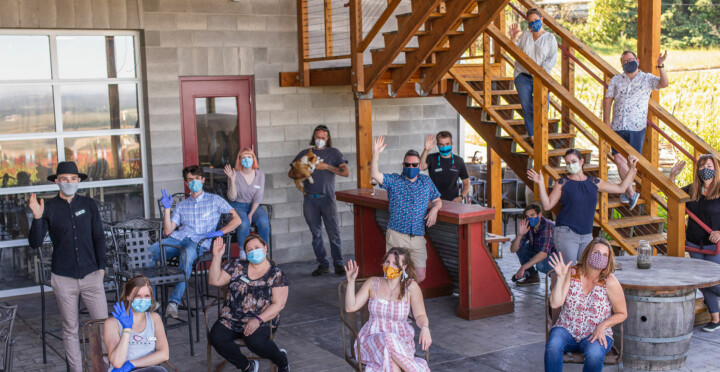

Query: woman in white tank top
[104,275,169,372]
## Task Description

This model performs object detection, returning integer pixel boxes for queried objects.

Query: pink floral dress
[554,267,614,342]
[356,278,430,372]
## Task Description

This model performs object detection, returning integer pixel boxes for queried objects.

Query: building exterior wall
[0,0,459,264]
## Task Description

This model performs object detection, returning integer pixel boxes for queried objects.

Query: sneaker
[516,272,540,286]
[703,321,720,332]
[165,302,179,319]
[628,193,640,210]
[620,194,630,204]
[311,265,329,276]
[244,360,259,372]
[278,349,289,372]
[334,265,346,275]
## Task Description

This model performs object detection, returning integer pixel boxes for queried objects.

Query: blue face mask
[188,179,203,193]
[529,19,542,32]
[527,216,540,228]
[131,298,152,313]
[622,60,638,74]
[438,145,452,156]
[241,157,254,168]
[247,248,266,264]
[402,167,420,179]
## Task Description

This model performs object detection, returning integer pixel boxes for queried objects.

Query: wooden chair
[544,270,624,371]
[81,318,177,372]
[203,287,279,372]
[338,279,429,371]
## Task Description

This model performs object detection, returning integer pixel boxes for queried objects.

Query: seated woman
[104,275,169,372]
[545,238,627,372]
[208,235,289,372]
[224,148,270,258]
[670,155,720,331]
[345,247,431,372]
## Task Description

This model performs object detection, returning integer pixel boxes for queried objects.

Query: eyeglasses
[403,162,420,168]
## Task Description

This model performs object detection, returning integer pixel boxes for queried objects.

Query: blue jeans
[150,237,201,304]
[303,194,343,267]
[688,241,720,313]
[517,241,552,275]
[545,326,613,372]
[230,202,270,248]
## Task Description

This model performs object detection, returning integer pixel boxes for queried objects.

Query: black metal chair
[35,242,58,365]
[111,217,194,356]
[0,304,17,372]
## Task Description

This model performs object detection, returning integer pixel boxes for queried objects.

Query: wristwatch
[657,64,665,68]
[255,315,264,324]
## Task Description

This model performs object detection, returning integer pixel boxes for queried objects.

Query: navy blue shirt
[555,176,600,235]
[28,194,106,279]
[291,147,348,197]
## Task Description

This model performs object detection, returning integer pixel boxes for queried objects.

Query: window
[0,30,147,293]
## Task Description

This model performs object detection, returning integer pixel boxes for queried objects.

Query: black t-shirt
[683,185,720,246]
[426,153,469,201]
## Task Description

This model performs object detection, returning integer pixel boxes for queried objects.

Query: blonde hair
[689,155,720,201]
[235,147,259,170]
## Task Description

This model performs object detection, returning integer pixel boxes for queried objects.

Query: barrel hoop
[624,351,689,361]
[624,332,693,343]
[624,292,696,303]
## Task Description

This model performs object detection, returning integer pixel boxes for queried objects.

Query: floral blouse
[219,260,289,332]
[554,267,613,342]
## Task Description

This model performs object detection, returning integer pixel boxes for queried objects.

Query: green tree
[661,0,720,48]
[582,0,637,44]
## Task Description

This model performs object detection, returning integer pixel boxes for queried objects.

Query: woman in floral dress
[545,238,627,372]
[344,247,431,372]
[208,235,290,372]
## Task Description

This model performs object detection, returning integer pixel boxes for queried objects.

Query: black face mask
[699,168,715,181]
[622,60,638,74]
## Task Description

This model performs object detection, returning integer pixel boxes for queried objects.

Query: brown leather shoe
[516,272,540,286]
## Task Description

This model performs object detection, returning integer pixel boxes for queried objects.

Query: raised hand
[527,169,544,184]
[424,134,436,151]
[669,160,686,181]
[548,252,573,278]
[29,193,44,219]
[212,237,226,257]
[160,189,172,210]
[345,259,359,282]
[223,164,235,178]
[518,218,530,236]
[112,301,133,330]
[657,50,668,66]
[509,23,521,41]
[373,136,387,155]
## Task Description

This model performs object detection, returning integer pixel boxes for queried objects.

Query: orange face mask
[383,265,402,280]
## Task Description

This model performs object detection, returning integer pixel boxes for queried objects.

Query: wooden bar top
[614,256,720,291]
[336,188,496,225]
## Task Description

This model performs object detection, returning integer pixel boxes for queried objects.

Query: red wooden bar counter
[336,188,514,320]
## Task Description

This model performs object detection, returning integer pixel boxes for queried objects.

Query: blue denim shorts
[611,129,646,156]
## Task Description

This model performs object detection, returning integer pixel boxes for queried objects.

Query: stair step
[489,104,522,110]
[606,215,666,229]
[513,148,592,157]
[495,119,562,126]
[371,46,450,54]
[498,132,577,141]
[397,12,478,20]
[607,196,647,209]
[382,30,464,38]
[610,233,667,248]
[389,63,436,69]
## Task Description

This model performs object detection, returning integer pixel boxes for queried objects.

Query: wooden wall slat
[74,0,93,28]
[91,0,110,28]
[126,0,141,29]
[0,0,21,28]
[19,0,39,28]
[37,0,58,28]
[109,0,128,28]
[56,0,77,28]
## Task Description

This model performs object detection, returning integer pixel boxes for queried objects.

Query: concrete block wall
[0,0,460,265]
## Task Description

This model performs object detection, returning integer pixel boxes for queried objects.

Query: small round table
[614,256,720,371]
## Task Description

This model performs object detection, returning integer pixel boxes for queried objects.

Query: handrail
[357,0,402,53]
[646,120,696,162]
[485,24,688,201]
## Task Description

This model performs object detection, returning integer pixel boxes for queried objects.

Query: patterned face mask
[383,265,401,280]
[588,252,608,270]
[698,168,715,181]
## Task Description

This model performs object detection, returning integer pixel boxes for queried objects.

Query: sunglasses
[403,162,420,168]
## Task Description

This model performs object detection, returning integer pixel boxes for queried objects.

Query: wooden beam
[358,0,402,53]
[666,197,686,257]
[561,38,575,136]
[297,0,310,86]
[598,138,609,224]
[532,77,548,200]
[492,9,506,75]
[355,98,373,188]
[350,0,364,92]
[324,0,333,57]
[486,146,503,258]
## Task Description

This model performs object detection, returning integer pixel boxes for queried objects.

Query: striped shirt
[170,192,233,249]
[513,30,558,78]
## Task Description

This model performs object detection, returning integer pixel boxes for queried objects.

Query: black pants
[209,321,288,370]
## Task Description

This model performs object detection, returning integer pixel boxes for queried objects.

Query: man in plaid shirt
[509,203,555,286]
[153,165,241,318]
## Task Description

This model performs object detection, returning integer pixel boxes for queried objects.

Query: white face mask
[58,182,80,196]
[315,139,326,149]
[566,162,582,175]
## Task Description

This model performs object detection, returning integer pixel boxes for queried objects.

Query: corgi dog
[292,148,323,194]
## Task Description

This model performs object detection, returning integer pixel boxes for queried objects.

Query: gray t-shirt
[228,169,265,204]
[291,147,348,196]
[109,311,156,372]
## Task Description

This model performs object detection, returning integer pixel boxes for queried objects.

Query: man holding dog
[289,125,349,276]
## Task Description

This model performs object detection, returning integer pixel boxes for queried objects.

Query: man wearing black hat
[28,161,107,372]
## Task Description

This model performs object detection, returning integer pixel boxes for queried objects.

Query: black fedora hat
[47,161,88,182]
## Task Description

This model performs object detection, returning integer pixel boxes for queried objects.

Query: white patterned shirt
[170,192,233,248]
[606,71,660,131]
[513,30,558,78]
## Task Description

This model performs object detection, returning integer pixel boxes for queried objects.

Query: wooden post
[297,0,310,86]
[638,0,661,217]
[533,78,549,200]
[492,10,506,75]
[666,197,686,257]
[561,38,575,137]
[486,146,502,258]
[349,0,364,92]
[355,97,372,188]
[598,138,609,224]
[324,0,333,57]
[482,33,491,107]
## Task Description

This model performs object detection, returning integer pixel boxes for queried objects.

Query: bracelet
[657,64,665,68]
[255,316,264,324]
[122,328,132,334]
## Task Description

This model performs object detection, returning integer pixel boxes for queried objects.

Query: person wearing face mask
[370,136,442,284]
[669,154,720,331]
[104,275,169,372]
[508,7,558,144]
[528,149,638,261]
[545,239,627,372]
[288,125,350,276]
[208,235,290,372]
[28,161,108,372]
[225,148,270,257]
[344,247,431,372]
[152,165,241,318]
[509,204,556,286]
[419,131,471,202]
[604,50,670,209]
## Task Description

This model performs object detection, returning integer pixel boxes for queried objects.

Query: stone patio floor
[7,243,720,372]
